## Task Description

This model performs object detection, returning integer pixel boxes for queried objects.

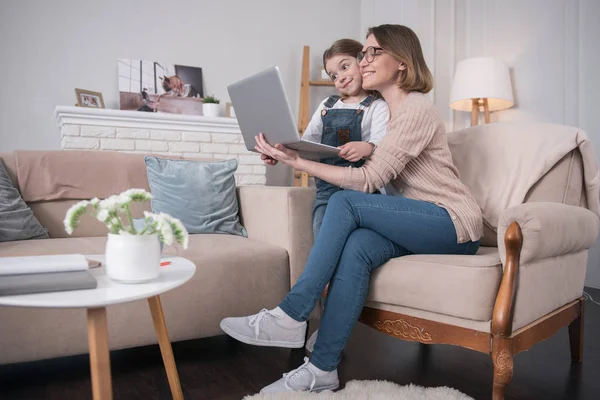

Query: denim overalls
[312,95,374,239]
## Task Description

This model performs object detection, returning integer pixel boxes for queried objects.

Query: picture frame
[75,89,105,108]
[118,59,204,115]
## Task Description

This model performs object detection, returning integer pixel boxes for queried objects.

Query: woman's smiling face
[359,34,405,92]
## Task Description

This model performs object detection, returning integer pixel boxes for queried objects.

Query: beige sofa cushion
[367,247,502,321]
[447,123,593,247]
[0,234,291,364]
[477,150,584,247]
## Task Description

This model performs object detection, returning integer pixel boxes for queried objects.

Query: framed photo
[75,89,105,108]
[118,59,204,115]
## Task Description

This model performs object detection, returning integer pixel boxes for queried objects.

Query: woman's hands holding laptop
[256,132,347,187]
[255,133,299,167]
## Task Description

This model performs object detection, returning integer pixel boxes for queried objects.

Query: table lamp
[449,57,514,126]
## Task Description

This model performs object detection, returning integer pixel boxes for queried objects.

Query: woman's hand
[338,142,374,162]
[260,153,278,166]
[254,133,300,167]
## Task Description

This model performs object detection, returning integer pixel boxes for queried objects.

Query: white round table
[0,255,196,400]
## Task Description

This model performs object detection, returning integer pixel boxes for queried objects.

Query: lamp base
[471,98,491,126]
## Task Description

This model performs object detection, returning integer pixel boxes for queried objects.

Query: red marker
[160,261,172,267]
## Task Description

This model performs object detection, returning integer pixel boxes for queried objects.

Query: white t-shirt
[301,96,389,144]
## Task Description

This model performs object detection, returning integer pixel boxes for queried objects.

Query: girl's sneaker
[260,357,339,393]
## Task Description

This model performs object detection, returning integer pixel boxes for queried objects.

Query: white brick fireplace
[54,106,266,185]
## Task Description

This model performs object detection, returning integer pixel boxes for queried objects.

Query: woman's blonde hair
[366,24,433,93]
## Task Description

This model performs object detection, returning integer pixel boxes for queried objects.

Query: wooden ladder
[294,45,334,187]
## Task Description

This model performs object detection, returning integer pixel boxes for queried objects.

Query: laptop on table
[227,66,340,161]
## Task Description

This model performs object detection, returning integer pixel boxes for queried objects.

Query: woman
[221,24,483,394]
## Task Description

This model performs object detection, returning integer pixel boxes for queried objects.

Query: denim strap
[323,96,340,108]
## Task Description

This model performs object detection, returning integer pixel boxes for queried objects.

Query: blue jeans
[312,180,341,240]
[279,190,480,371]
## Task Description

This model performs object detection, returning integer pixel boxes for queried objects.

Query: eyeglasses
[357,46,384,63]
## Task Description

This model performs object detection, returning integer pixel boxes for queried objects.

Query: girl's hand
[254,133,300,167]
[338,142,374,162]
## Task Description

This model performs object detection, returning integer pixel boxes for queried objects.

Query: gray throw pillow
[144,156,247,237]
[0,160,49,242]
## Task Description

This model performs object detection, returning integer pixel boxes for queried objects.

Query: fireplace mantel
[54,106,266,185]
[54,106,241,134]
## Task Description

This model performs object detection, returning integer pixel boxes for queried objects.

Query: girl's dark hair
[366,24,433,93]
[322,39,363,74]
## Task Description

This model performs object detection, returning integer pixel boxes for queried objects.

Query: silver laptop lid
[227,66,300,151]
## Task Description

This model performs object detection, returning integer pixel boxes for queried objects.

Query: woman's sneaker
[260,357,339,393]
[219,307,306,348]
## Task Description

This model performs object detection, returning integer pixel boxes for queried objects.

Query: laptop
[227,66,340,160]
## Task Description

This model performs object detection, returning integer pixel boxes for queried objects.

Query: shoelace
[283,357,316,392]
[248,308,282,339]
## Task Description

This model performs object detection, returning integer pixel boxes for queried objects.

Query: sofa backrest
[0,151,211,239]
[447,122,587,246]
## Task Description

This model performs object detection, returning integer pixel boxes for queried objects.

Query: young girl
[301,39,390,239]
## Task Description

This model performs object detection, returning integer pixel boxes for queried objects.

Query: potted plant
[202,94,220,117]
[64,189,188,283]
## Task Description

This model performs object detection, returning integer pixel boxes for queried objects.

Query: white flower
[64,190,154,237]
[64,200,89,235]
[159,218,174,246]
[123,189,152,202]
[117,193,131,205]
[96,209,110,223]
[99,195,119,212]
[169,216,189,249]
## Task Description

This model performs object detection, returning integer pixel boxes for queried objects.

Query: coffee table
[0,255,196,400]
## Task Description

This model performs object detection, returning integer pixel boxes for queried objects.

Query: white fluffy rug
[243,380,474,400]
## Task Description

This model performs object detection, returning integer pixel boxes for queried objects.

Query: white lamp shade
[449,57,514,112]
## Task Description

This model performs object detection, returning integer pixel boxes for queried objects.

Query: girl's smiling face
[325,55,363,97]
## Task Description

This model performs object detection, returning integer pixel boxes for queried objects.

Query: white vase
[203,103,220,117]
[105,234,161,283]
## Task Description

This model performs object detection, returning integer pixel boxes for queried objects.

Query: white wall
[2,0,600,285]
[0,0,360,184]
[361,0,600,287]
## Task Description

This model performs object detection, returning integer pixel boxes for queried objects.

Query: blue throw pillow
[144,156,247,237]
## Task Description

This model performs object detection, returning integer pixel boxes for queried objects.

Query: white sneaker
[306,329,318,353]
[220,307,306,348]
[260,357,339,393]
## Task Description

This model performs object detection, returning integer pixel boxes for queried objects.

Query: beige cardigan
[341,92,483,243]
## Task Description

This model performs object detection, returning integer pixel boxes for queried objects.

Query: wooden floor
[1,288,599,400]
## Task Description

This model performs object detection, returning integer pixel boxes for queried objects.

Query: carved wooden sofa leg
[492,336,514,400]
[489,222,522,400]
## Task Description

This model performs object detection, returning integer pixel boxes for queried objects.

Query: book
[0,270,97,296]
[0,254,89,276]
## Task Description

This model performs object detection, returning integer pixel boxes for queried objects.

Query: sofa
[356,122,600,400]
[0,150,315,366]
